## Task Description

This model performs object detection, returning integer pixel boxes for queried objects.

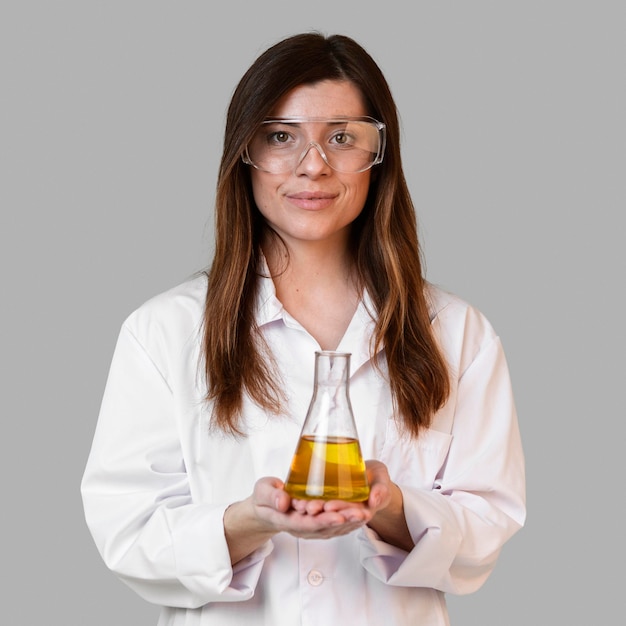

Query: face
[249,80,372,250]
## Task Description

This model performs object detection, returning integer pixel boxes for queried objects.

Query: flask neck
[313,351,351,389]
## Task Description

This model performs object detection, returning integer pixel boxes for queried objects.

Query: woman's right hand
[223,476,371,564]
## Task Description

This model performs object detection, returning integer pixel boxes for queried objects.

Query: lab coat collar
[253,255,381,375]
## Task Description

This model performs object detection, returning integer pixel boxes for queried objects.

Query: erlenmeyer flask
[284,351,370,501]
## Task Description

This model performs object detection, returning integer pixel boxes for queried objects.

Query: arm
[81,322,259,608]
[358,312,526,594]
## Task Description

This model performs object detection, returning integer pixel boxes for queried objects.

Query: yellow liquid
[284,435,370,501]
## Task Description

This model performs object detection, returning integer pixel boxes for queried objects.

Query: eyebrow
[263,117,362,125]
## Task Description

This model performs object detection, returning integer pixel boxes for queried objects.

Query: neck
[262,233,354,286]
[261,234,360,351]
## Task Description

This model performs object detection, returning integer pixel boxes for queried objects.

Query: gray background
[2,1,624,624]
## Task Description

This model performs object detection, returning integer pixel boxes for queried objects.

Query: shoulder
[426,282,494,333]
[425,282,499,371]
[122,273,208,348]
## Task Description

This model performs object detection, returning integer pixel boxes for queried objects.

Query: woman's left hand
[290,460,413,550]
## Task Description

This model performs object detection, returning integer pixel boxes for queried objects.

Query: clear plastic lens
[244,117,386,174]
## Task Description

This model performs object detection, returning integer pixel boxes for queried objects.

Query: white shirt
[81,271,525,626]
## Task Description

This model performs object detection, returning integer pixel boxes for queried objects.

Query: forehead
[269,80,367,119]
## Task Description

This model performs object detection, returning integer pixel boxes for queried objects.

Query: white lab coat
[81,271,525,625]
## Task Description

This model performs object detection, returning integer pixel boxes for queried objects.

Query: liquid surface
[284,435,370,501]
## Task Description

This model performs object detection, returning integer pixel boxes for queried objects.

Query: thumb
[254,476,290,512]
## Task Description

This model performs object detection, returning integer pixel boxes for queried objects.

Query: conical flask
[284,351,370,501]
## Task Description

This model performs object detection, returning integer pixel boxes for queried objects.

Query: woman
[82,33,526,625]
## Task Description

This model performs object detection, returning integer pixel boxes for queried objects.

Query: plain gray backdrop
[2,1,624,624]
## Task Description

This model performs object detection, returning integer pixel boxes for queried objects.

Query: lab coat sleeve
[81,320,273,609]
[359,309,526,594]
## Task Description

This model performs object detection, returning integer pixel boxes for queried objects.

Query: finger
[323,499,367,512]
[290,499,309,514]
[367,483,390,510]
[322,502,372,524]
[302,499,326,515]
[274,488,292,513]
[295,499,338,516]
[253,477,290,512]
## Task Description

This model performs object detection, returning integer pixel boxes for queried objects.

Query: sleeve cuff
[170,503,274,601]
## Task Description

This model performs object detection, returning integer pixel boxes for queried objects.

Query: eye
[260,126,299,150]
[329,130,357,149]
[268,130,291,144]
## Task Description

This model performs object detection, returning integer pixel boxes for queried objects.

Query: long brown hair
[203,32,450,436]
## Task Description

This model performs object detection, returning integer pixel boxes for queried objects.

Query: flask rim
[315,350,351,357]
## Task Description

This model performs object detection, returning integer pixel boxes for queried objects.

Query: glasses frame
[242,116,387,174]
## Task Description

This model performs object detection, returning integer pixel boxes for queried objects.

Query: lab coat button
[307,569,324,586]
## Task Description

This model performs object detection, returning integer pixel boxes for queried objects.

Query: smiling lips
[286,191,338,210]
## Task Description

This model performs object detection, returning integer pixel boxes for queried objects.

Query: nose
[294,142,331,176]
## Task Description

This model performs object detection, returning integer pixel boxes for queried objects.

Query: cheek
[251,171,279,215]
[347,173,371,213]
